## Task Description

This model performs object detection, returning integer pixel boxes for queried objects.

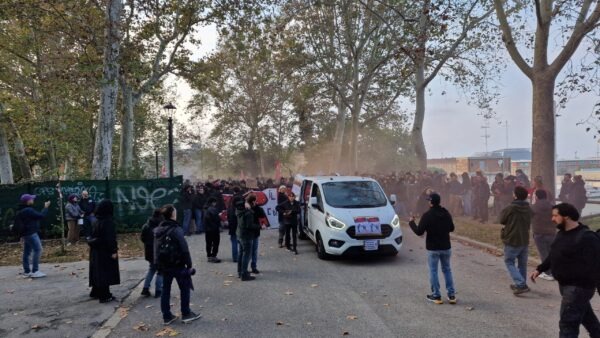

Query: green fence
[0,176,183,242]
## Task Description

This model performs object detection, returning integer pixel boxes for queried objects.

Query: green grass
[583,215,600,231]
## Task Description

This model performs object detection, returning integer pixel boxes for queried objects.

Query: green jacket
[498,200,533,247]
[236,208,257,240]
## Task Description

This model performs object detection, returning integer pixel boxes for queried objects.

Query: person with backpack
[154,204,201,325]
[531,203,600,338]
[88,199,120,303]
[236,194,259,281]
[140,208,164,298]
[15,194,51,278]
[204,197,222,263]
[531,190,556,281]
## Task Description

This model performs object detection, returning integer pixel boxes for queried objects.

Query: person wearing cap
[65,194,84,245]
[498,186,533,295]
[408,193,457,305]
[17,194,51,278]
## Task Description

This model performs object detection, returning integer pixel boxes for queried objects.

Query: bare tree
[0,104,14,184]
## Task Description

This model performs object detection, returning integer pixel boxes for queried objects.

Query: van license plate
[364,240,379,251]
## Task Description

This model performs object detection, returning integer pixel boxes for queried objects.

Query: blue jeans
[427,249,455,298]
[194,209,204,233]
[237,238,252,277]
[160,270,191,320]
[251,237,259,269]
[22,233,42,274]
[143,263,163,294]
[230,234,238,262]
[504,245,528,287]
[182,209,192,235]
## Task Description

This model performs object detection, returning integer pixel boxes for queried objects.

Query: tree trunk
[331,95,346,173]
[92,0,122,179]
[7,115,32,180]
[412,63,428,171]
[47,140,58,180]
[349,107,359,173]
[530,75,556,196]
[0,106,14,184]
[118,83,135,177]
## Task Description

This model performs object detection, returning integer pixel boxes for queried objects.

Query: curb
[91,278,145,338]
[450,233,542,266]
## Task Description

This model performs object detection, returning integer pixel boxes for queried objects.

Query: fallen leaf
[145,305,154,309]
[306,322,312,325]
[119,307,129,319]
[346,315,358,320]
[221,318,228,322]
[227,274,234,277]
[31,324,46,330]
[284,291,294,296]
[6,289,15,294]
[276,321,285,326]
[342,331,350,336]
[383,303,390,307]
[156,327,179,336]
[65,320,73,324]
[134,322,149,332]
[466,307,474,311]
[226,303,233,306]
[310,284,319,288]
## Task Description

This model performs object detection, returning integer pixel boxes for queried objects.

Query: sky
[170,23,600,161]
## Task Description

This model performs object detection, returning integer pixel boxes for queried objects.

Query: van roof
[300,176,378,184]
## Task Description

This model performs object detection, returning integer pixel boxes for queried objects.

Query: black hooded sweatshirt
[153,219,192,270]
[409,205,455,250]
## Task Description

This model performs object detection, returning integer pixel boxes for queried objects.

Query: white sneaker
[30,271,47,278]
[539,272,555,281]
[22,272,31,278]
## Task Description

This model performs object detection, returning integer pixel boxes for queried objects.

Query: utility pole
[505,120,509,149]
[481,123,490,154]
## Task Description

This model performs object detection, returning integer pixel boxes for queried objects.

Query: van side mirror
[389,194,397,206]
[310,197,318,207]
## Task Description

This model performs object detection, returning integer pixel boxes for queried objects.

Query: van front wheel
[316,233,331,260]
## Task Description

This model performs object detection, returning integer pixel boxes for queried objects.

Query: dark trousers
[160,270,191,321]
[559,285,600,338]
[278,221,285,245]
[284,223,298,249]
[475,198,489,222]
[237,238,252,277]
[205,231,220,257]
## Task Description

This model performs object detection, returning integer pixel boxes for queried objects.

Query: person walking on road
[531,203,600,338]
[498,186,533,295]
[88,199,120,303]
[140,208,164,298]
[236,194,258,281]
[531,190,556,281]
[154,204,201,325]
[227,187,243,262]
[277,185,288,248]
[17,194,51,278]
[204,197,222,263]
[408,193,457,305]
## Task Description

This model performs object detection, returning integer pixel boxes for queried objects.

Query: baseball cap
[20,194,37,203]
[426,193,441,205]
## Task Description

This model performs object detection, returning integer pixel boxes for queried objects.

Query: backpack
[10,211,25,237]
[156,226,182,271]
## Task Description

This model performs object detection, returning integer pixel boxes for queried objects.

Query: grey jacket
[65,202,83,221]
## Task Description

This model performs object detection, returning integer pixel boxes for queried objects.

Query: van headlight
[326,215,346,230]
[391,214,400,228]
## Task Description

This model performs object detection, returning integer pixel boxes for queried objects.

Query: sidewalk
[0,257,147,338]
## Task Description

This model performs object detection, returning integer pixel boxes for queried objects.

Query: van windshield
[322,181,387,208]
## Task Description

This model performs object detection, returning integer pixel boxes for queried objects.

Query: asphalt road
[106,226,600,338]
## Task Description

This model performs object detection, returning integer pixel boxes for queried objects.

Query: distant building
[472,148,532,161]
[428,157,511,179]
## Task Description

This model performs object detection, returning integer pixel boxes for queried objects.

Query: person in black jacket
[227,187,243,262]
[88,199,120,303]
[154,204,201,325]
[409,193,456,305]
[181,184,194,236]
[276,192,301,254]
[276,186,288,248]
[531,203,600,338]
[140,208,164,298]
[204,198,222,263]
[17,194,51,278]
[193,184,206,234]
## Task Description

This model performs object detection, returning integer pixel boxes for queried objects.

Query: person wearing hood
[498,186,533,295]
[17,194,51,278]
[408,193,457,305]
[140,208,164,298]
[88,199,120,303]
[153,204,201,325]
[65,194,84,245]
[531,190,556,281]
[531,203,600,338]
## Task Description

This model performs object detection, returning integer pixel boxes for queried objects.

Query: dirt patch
[0,233,144,266]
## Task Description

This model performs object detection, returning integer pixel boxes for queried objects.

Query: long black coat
[89,216,120,287]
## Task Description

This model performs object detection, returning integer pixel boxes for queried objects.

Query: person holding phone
[17,194,51,278]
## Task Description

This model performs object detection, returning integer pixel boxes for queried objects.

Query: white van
[298,176,403,259]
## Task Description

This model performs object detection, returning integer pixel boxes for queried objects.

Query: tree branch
[493,0,533,78]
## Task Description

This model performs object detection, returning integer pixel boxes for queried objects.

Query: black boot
[141,288,151,297]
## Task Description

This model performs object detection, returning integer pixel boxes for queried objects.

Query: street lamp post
[164,102,176,178]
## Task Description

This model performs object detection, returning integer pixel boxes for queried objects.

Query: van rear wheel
[316,233,331,260]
